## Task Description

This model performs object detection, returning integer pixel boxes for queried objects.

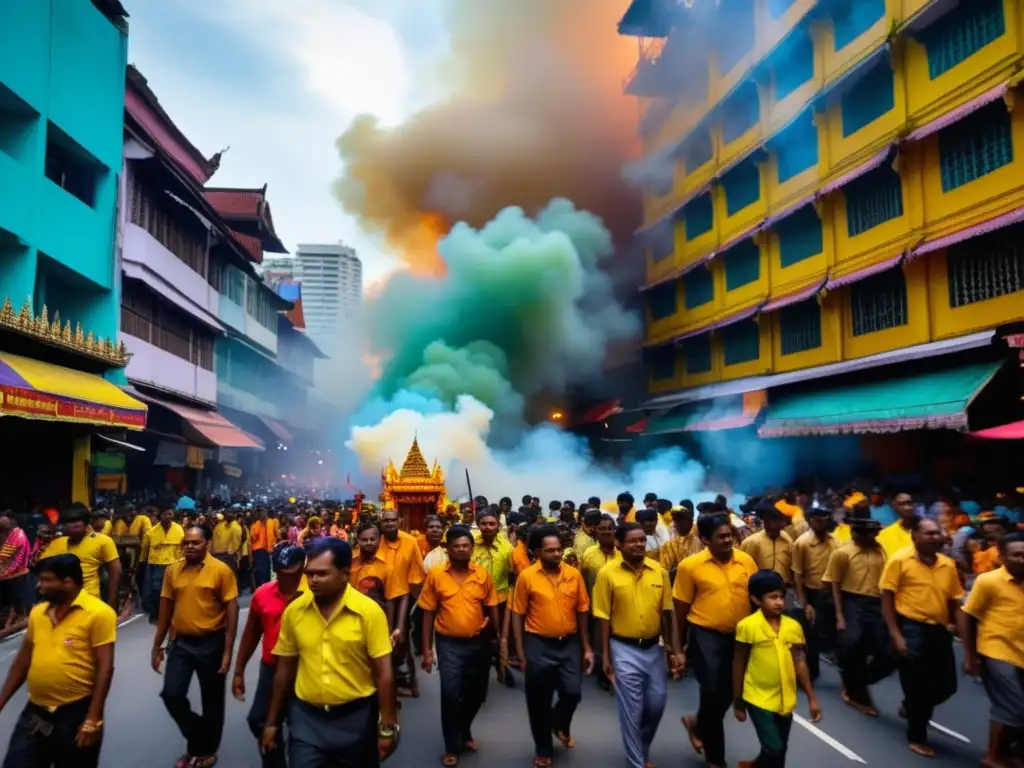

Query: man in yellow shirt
[876,491,918,558]
[211,508,243,573]
[153,524,239,768]
[141,507,185,623]
[263,537,398,766]
[673,512,758,768]
[578,514,620,692]
[732,569,821,768]
[792,505,840,680]
[43,505,122,608]
[0,553,116,767]
[962,532,1024,768]
[880,517,964,758]
[472,508,515,686]
[740,504,794,586]
[593,522,680,768]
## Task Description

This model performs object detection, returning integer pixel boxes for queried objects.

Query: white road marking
[930,720,971,743]
[793,713,867,763]
[117,614,144,629]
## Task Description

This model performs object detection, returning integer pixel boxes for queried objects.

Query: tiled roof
[205,189,264,218]
[287,297,305,330]
[231,230,263,263]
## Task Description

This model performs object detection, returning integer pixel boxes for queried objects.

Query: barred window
[648,281,678,320]
[221,265,246,306]
[722,319,760,366]
[246,278,280,331]
[685,193,714,240]
[947,229,1024,308]
[845,167,903,237]
[938,102,1013,193]
[850,268,908,336]
[683,334,713,374]
[776,205,823,267]
[724,240,760,291]
[120,281,215,370]
[841,54,894,138]
[779,299,822,355]
[684,266,714,308]
[919,0,1004,80]
[722,158,760,217]
[128,173,208,278]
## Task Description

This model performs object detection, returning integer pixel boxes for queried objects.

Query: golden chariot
[381,437,446,532]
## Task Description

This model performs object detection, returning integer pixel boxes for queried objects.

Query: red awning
[626,418,647,433]
[577,400,622,425]
[134,392,264,450]
[970,420,1024,440]
[258,414,294,443]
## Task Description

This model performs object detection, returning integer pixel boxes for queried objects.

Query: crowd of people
[0,485,1019,767]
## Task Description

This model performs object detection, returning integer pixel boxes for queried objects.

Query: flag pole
[465,468,475,512]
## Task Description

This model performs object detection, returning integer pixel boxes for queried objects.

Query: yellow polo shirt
[736,610,805,715]
[26,591,117,708]
[144,523,185,565]
[212,521,242,556]
[673,548,758,633]
[161,554,238,636]
[471,536,514,598]
[274,587,392,706]
[879,547,964,625]
[592,558,672,639]
[42,533,119,599]
[128,514,153,538]
[963,567,1024,669]
[877,521,914,559]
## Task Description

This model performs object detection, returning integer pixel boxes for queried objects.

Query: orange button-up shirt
[250,521,268,552]
[511,540,532,575]
[381,530,426,593]
[510,561,589,637]
[417,562,498,638]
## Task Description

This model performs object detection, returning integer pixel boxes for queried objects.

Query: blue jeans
[146,564,168,622]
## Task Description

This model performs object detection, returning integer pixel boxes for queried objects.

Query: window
[845,167,903,236]
[722,82,760,144]
[683,334,713,374]
[841,55,895,137]
[723,319,760,365]
[938,102,1013,193]
[0,85,37,163]
[121,280,215,370]
[770,0,796,18]
[684,267,714,308]
[833,0,885,51]
[246,278,280,331]
[779,299,822,355]
[775,110,818,183]
[650,347,676,381]
[648,282,678,320]
[776,205,823,267]
[919,0,1004,80]
[724,240,760,291]
[128,174,208,277]
[716,0,755,74]
[850,268,908,336]
[947,228,1024,308]
[44,123,103,208]
[775,29,814,102]
[221,265,246,305]
[685,131,714,172]
[722,158,760,217]
[685,193,714,240]
[650,224,675,263]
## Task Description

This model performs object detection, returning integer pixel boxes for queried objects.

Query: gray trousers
[609,639,667,768]
[287,696,379,768]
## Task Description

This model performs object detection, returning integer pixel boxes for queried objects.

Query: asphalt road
[0,600,990,767]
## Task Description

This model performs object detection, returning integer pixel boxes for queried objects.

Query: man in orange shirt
[508,525,594,767]
[419,526,499,767]
[380,508,425,697]
[250,510,271,588]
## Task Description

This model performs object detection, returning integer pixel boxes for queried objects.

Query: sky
[124,0,451,287]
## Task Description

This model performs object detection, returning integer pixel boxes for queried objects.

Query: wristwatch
[378,722,400,739]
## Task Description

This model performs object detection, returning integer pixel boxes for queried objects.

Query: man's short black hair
[636,508,658,524]
[356,520,380,537]
[999,532,1024,552]
[583,509,602,526]
[697,513,731,541]
[476,508,499,524]
[186,523,214,542]
[446,525,474,546]
[305,537,353,569]
[615,521,643,543]
[35,554,84,586]
[60,502,91,526]
[521,494,532,505]
[548,500,562,512]
[616,492,634,506]
[528,524,561,551]
[587,496,601,507]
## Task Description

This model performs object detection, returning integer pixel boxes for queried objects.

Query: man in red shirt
[232,544,306,768]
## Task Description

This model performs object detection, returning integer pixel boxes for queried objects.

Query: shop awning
[970,420,1024,440]
[134,392,263,450]
[645,398,761,435]
[759,361,1002,437]
[258,414,294,443]
[0,352,147,430]
[577,400,622,425]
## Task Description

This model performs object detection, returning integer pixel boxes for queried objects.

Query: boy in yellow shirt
[733,569,822,768]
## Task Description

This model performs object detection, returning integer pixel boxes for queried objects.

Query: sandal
[463,739,479,752]
[533,758,553,767]
[553,729,575,748]
[175,755,192,768]
[193,758,218,768]
[441,755,459,767]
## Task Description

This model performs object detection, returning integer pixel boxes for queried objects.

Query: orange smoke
[333,0,641,272]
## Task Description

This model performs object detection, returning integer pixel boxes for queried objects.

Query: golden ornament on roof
[381,436,447,531]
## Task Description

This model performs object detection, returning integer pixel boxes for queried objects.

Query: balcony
[36,178,113,289]
[122,332,217,404]
[244,312,278,355]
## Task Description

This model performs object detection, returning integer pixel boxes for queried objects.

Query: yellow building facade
[624,0,1024,396]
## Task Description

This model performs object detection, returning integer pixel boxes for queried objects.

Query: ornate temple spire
[399,436,431,479]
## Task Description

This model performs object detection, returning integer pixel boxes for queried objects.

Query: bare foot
[681,715,704,755]
[841,688,879,717]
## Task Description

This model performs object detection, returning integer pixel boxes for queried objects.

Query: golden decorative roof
[400,436,431,479]
[382,436,446,502]
[0,297,129,367]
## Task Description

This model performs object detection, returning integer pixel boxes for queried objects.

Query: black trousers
[160,631,227,757]
[838,593,895,706]
[253,549,272,589]
[524,633,583,758]
[247,661,288,768]
[803,586,836,681]
[436,634,491,755]
[898,618,956,746]
[287,696,379,768]
[688,625,735,768]
[2,697,100,768]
